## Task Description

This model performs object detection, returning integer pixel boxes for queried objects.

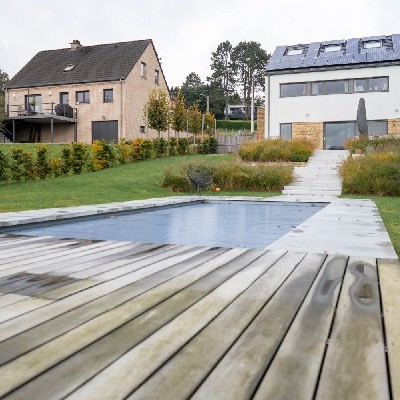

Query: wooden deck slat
[62,250,285,400]
[129,252,306,400]
[378,259,400,400]
[253,254,347,399]
[315,257,389,400]
[191,252,326,400]
[0,247,207,328]
[0,235,58,250]
[0,247,230,367]
[0,248,266,398]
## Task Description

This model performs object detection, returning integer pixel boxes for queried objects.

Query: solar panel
[326,56,342,65]
[277,58,304,69]
[361,35,386,42]
[314,57,328,66]
[301,58,316,67]
[380,50,395,61]
[392,34,400,42]
[269,46,287,62]
[353,53,367,63]
[340,54,354,64]
[366,52,388,62]
[392,35,400,52]
[322,39,345,46]
[393,51,400,60]
[265,61,281,71]
[345,38,359,55]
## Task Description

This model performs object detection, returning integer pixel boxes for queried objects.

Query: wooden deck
[0,234,398,399]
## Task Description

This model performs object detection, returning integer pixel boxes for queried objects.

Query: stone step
[285,184,342,190]
[289,181,342,186]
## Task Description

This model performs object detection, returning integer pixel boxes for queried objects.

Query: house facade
[4,39,168,143]
[265,34,400,149]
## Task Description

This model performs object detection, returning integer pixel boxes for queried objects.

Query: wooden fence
[216,134,254,154]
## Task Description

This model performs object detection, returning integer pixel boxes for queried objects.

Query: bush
[49,157,63,177]
[199,137,218,154]
[341,153,400,196]
[168,137,177,156]
[177,138,189,155]
[216,120,257,132]
[238,139,314,162]
[153,138,167,157]
[0,149,9,183]
[161,161,293,192]
[70,142,89,174]
[36,146,51,179]
[345,135,400,154]
[91,140,116,170]
[10,148,35,181]
[60,146,72,175]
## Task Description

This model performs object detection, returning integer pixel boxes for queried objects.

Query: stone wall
[292,122,324,149]
[256,107,265,139]
[388,118,400,135]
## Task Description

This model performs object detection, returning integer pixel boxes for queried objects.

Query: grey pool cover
[11,202,325,249]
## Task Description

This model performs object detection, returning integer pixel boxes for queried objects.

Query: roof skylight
[364,40,382,49]
[286,48,303,56]
[324,44,341,53]
[63,63,76,72]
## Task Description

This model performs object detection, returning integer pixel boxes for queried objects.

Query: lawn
[0,143,66,157]
[0,154,279,212]
[343,195,400,257]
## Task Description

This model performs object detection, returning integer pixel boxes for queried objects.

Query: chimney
[70,39,82,50]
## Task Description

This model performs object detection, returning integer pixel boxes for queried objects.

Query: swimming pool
[8,201,325,249]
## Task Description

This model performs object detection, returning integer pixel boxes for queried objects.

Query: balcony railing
[6,102,78,119]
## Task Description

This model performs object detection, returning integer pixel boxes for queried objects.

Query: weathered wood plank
[253,254,347,399]
[129,252,306,399]
[191,252,326,400]
[0,248,263,398]
[0,246,208,341]
[0,247,230,368]
[378,259,400,400]
[315,257,389,400]
[60,250,285,400]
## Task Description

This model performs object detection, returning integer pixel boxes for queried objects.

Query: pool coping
[0,195,397,260]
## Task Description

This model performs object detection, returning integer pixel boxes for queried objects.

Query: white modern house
[265,34,400,149]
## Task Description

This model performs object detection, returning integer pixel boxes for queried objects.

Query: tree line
[171,41,270,119]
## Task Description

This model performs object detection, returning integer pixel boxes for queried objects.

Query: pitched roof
[7,39,152,89]
[266,34,400,73]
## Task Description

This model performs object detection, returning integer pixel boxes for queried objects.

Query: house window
[140,125,145,133]
[311,82,324,95]
[287,48,303,56]
[141,62,146,78]
[325,80,348,95]
[25,94,42,113]
[324,44,341,53]
[368,77,388,92]
[154,70,159,85]
[103,89,113,103]
[354,79,367,92]
[280,123,292,140]
[280,83,306,97]
[366,120,388,136]
[364,40,381,49]
[63,63,76,72]
[60,92,69,104]
[76,91,90,104]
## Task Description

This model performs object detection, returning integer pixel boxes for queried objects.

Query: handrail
[6,102,77,119]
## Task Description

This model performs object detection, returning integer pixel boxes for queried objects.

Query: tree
[231,42,269,117]
[187,103,202,136]
[181,72,204,107]
[145,89,170,138]
[357,98,368,137]
[209,41,235,119]
[0,69,9,95]
[171,89,187,138]
[204,111,216,135]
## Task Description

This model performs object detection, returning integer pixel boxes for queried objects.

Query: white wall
[265,65,400,137]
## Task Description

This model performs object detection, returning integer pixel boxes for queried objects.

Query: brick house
[265,33,400,149]
[3,39,169,143]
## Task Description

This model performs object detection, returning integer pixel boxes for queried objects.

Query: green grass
[342,195,400,257]
[0,154,279,212]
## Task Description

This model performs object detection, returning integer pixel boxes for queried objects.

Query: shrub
[60,146,72,175]
[70,142,89,174]
[161,161,293,192]
[10,148,36,181]
[36,146,51,179]
[345,135,400,154]
[91,140,116,170]
[153,138,167,157]
[177,138,189,155]
[116,139,131,164]
[168,137,177,156]
[49,157,63,177]
[341,153,400,196]
[0,149,9,183]
[238,139,314,162]
[199,137,218,154]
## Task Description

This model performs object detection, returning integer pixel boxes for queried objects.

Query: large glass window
[76,91,90,104]
[368,77,388,92]
[325,44,341,53]
[25,94,42,113]
[366,120,388,136]
[280,83,306,97]
[311,82,324,95]
[140,62,146,78]
[325,80,348,94]
[324,122,355,149]
[364,41,381,49]
[280,123,292,140]
[287,48,303,56]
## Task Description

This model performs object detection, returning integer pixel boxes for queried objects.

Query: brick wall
[7,42,169,143]
[256,107,265,139]
[388,118,400,135]
[292,122,324,149]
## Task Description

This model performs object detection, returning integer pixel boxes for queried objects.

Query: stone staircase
[0,129,12,143]
[282,150,349,196]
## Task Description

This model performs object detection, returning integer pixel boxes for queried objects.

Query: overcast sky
[1,0,399,87]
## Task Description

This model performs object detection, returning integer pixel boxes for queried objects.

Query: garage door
[92,120,118,142]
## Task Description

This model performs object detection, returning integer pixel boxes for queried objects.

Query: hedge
[216,120,257,131]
